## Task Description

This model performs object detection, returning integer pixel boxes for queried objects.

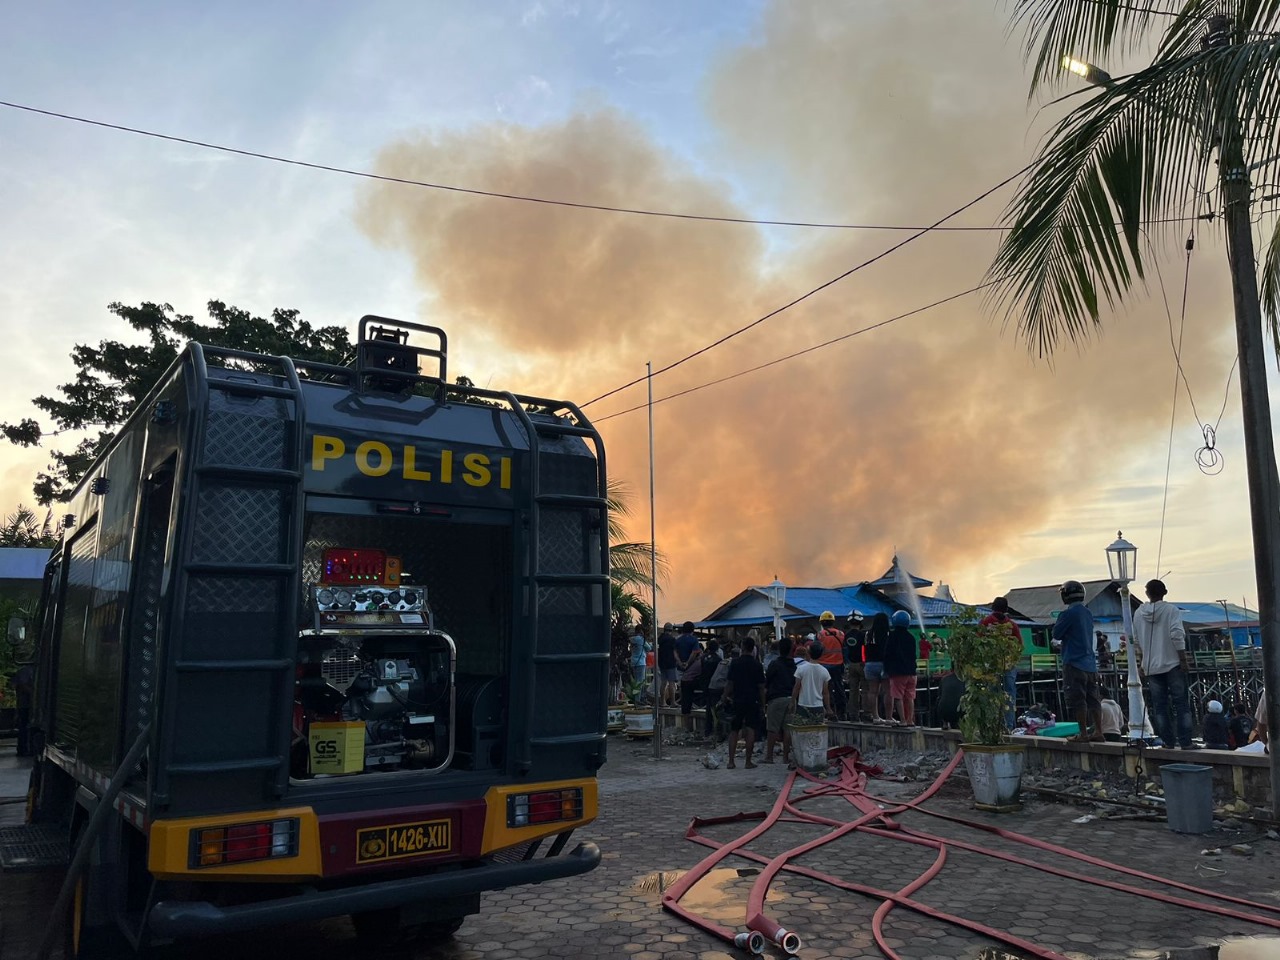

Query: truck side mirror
[7,616,25,645]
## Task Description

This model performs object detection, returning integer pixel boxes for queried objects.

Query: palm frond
[991,36,1280,354]
[1260,215,1280,342]
[605,479,670,590]
[1014,0,1223,93]
[610,541,670,591]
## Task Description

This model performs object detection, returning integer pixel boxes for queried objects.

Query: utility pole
[1205,14,1280,813]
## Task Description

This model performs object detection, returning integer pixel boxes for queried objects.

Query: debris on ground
[859,748,951,783]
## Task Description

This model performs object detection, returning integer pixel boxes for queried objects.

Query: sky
[0,1,1272,621]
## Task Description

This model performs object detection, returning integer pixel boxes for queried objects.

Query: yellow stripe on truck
[148,807,322,881]
[480,779,598,856]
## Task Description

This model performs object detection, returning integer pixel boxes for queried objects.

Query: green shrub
[943,606,1022,746]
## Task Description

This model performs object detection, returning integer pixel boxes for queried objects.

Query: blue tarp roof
[779,587,865,618]
[1174,601,1257,624]
[697,582,1004,629]
[0,547,50,581]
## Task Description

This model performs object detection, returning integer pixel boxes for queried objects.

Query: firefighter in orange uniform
[816,611,847,721]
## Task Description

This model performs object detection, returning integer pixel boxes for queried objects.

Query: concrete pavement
[4,734,1280,958]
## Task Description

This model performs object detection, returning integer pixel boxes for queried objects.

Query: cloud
[354,0,1241,619]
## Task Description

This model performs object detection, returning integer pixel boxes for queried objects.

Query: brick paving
[5,736,1280,958]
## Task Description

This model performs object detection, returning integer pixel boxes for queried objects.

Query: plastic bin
[1161,763,1214,834]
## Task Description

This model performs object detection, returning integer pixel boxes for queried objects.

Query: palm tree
[607,479,669,627]
[0,505,57,548]
[605,480,669,700]
[990,0,1280,812]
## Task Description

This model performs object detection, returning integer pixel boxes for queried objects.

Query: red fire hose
[665,745,1280,958]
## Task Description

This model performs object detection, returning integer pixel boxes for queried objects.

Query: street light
[766,576,787,648]
[1061,56,1114,87]
[1105,531,1149,742]
[1219,599,1243,702]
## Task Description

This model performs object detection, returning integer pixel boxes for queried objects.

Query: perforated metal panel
[183,577,285,660]
[530,661,607,738]
[191,487,285,564]
[204,393,289,469]
[538,508,589,575]
[321,650,363,692]
[0,825,70,872]
[125,511,167,746]
[536,585,606,656]
[538,452,597,498]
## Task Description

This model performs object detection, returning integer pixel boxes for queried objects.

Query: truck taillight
[506,788,584,827]
[190,818,300,868]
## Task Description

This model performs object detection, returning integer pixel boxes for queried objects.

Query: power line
[0,98,1211,235]
[593,281,994,423]
[0,97,1013,233]
[1079,0,1205,17]
[581,164,1040,409]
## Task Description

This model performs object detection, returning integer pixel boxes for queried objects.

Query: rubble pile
[1027,767,1275,830]
[859,748,952,782]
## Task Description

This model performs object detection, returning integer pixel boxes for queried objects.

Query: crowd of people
[621,610,937,767]
[1050,576,1266,749]
[622,577,1263,754]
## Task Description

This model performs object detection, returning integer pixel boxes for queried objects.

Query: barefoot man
[1054,580,1104,742]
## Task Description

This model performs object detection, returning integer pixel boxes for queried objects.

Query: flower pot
[607,706,627,733]
[624,707,655,738]
[962,741,1026,812]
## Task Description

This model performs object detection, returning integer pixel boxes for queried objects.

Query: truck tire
[351,909,464,943]
[419,917,465,939]
[65,871,130,959]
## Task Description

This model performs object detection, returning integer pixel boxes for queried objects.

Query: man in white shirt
[1099,698,1125,742]
[791,639,833,724]
[1132,579,1193,750]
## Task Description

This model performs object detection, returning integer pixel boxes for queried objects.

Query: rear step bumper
[147,841,601,938]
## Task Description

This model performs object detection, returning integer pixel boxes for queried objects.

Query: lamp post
[1219,599,1242,702]
[1106,531,1147,741]
[1064,23,1280,814]
[766,577,787,649]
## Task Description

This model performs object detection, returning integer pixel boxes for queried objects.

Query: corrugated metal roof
[1175,601,1258,624]
[696,614,813,628]
[0,547,51,581]
[779,587,866,618]
[1004,580,1115,620]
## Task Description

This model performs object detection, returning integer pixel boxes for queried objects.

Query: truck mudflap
[146,840,601,939]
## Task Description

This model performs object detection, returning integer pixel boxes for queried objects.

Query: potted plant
[943,607,1026,812]
[622,678,655,738]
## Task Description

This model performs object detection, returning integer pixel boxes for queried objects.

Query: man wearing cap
[816,612,847,721]
[1133,579,1193,750]
[845,612,867,721]
[1202,700,1230,750]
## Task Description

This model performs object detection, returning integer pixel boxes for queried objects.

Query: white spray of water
[891,554,927,637]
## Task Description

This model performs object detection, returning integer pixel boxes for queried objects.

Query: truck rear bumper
[147,841,601,939]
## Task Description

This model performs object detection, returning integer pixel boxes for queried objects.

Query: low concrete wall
[825,722,1273,805]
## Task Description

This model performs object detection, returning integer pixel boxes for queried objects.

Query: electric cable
[582,164,1036,409]
[1077,0,1207,17]
[592,281,994,423]
[0,97,1022,234]
[0,98,1210,236]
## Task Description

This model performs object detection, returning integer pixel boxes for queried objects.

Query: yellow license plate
[356,818,453,863]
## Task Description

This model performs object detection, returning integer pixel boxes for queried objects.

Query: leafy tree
[4,301,489,504]
[0,505,57,548]
[991,0,1280,810]
[4,301,354,504]
[607,479,668,625]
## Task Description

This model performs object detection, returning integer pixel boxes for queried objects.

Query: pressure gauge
[331,588,353,608]
[316,587,335,606]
